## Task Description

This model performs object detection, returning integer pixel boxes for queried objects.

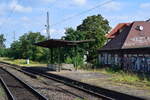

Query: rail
[0,67,48,100]
[0,77,15,100]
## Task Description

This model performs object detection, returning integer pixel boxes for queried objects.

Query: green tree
[8,41,22,59]
[77,14,111,63]
[0,34,7,57]
[62,28,85,55]
[62,14,110,66]
[62,28,86,67]
[0,34,6,48]
[62,28,85,41]
[9,32,47,62]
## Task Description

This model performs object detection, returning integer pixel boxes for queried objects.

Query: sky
[0,0,150,47]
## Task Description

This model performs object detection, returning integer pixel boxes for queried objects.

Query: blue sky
[0,0,150,47]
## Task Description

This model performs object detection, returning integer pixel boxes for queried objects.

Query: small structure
[34,39,94,71]
[98,21,150,73]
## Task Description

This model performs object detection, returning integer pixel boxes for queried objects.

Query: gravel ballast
[0,63,102,100]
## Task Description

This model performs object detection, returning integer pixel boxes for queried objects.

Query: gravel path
[0,64,102,100]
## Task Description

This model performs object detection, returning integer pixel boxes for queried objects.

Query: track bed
[0,67,47,100]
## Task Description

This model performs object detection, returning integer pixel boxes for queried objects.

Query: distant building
[98,21,150,73]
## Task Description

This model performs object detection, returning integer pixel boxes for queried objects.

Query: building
[98,21,150,73]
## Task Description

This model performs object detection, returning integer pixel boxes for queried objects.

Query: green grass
[87,67,150,89]
[112,72,150,89]
[0,57,46,67]
[74,98,86,100]
[0,85,6,99]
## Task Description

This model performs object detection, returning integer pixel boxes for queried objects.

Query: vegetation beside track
[0,57,46,67]
[87,67,150,90]
[0,83,7,100]
[0,86,5,97]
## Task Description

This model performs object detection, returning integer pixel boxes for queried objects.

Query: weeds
[0,57,46,67]
[97,67,150,88]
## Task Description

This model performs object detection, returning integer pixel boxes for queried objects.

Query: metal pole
[46,11,51,68]
[75,45,77,71]
[51,48,53,64]
[47,48,51,64]
[58,47,61,72]
[13,31,16,42]
[46,12,50,39]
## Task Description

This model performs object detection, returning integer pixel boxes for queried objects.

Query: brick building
[98,21,150,72]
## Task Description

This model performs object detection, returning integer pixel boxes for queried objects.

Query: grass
[87,67,150,90]
[74,98,87,100]
[0,57,46,67]
[0,87,4,96]
[0,85,6,99]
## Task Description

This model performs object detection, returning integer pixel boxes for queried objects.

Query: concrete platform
[48,70,150,99]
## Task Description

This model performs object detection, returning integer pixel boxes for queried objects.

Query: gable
[122,21,150,49]
[105,23,131,39]
[100,25,132,51]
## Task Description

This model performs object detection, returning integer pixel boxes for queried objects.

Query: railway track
[0,67,47,100]
[0,62,108,100]
[0,62,146,100]
[0,77,13,100]
[23,67,145,100]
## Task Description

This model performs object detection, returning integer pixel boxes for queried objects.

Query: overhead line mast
[13,31,16,42]
[46,12,50,39]
[45,11,51,66]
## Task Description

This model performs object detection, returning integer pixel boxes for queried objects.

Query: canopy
[34,39,95,48]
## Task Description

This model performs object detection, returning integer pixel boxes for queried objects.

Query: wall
[99,53,150,73]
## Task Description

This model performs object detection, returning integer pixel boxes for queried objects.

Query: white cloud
[140,3,150,9]
[102,1,122,11]
[73,0,87,5]
[9,0,32,13]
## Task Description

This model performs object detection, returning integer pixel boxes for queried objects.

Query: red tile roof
[105,23,131,39]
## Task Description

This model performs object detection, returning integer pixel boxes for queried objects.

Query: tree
[62,28,86,41]
[77,14,111,63]
[8,41,22,59]
[0,34,6,48]
[62,28,86,56]
[62,28,86,67]
[62,14,110,65]
[9,32,48,62]
[0,34,7,57]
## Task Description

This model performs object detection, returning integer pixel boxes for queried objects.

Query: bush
[0,48,8,57]
[106,67,123,74]
[65,54,84,69]
[65,57,72,64]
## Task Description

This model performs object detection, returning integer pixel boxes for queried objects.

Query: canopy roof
[34,39,94,48]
